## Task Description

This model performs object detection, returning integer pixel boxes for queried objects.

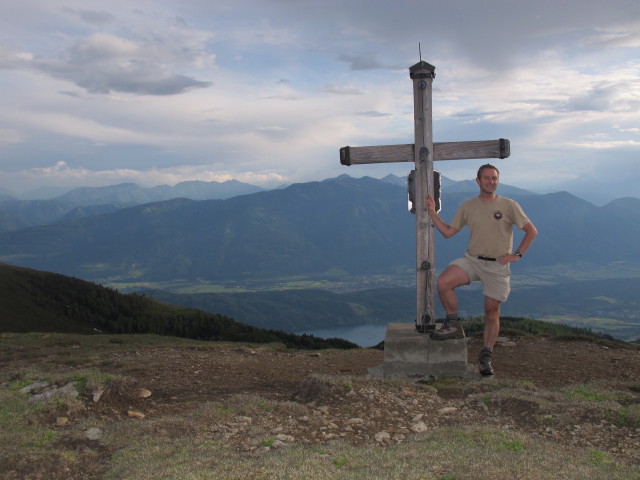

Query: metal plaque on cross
[339,61,510,332]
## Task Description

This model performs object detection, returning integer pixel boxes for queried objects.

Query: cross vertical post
[410,61,436,332]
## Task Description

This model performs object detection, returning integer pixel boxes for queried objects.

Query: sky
[1,0,639,202]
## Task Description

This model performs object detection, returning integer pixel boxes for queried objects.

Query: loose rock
[29,382,79,403]
[137,388,152,398]
[438,406,458,415]
[84,428,102,441]
[410,421,428,433]
[19,381,49,394]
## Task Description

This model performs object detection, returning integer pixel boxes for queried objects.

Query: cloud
[561,81,640,113]
[566,139,640,149]
[9,108,175,145]
[617,126,640,133]
[0,23,215,95]
[58,90,82,98]
[582,25,640,48]
[36,33,213,95]
[563,84,618,112]
[1,160,288,191]
[61,7,116,25]
[256,125,289,139]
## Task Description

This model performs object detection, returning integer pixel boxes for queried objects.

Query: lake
[297,323,389,348]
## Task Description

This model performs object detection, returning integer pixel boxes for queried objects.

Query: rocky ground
[4,333,640,478]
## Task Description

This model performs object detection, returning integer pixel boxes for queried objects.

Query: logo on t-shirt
[493,211,503,220]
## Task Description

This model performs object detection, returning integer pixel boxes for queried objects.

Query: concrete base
[368,322,477,381]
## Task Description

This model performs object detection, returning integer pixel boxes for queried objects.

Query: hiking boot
[478,348,495,376]
[429,319,465,340]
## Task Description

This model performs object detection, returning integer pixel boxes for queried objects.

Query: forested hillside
[0,263,356,349]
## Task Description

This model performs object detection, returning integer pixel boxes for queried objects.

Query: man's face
[476,168,499,194]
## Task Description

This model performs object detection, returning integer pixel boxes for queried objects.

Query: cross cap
[409,61,436,78]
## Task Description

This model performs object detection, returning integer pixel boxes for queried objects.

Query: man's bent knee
[438,266,470,292]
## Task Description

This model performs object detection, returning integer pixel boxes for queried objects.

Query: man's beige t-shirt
[449,196,530,259]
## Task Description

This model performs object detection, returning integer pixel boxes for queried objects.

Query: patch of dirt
[92,336,640,402]
[483,336,639,387]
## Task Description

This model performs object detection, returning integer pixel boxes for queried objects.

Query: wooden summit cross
[340,61,510,332]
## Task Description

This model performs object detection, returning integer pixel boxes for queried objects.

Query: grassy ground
[102,430,632,480]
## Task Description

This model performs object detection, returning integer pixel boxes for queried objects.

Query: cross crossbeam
[340,139,509,166]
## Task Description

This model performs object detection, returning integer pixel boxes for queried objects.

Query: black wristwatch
[514,250,523,258]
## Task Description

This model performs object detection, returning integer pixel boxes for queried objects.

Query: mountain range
[0,179,263,232]
[0,174,639,284]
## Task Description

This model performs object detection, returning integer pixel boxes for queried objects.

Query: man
[425,164,537,376]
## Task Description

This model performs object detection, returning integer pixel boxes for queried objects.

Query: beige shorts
[449,252,511,302]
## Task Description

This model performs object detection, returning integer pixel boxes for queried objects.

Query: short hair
[477,163,500,179]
